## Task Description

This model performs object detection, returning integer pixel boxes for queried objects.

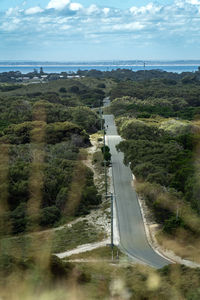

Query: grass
[68,245,124,261]
[0,220,105,259]
[92,151,104,168]
[157,229,200,264]
[2,259,200,300]
[52,220,104,253]
[0,77,116,97]
[89,132,107,196]
[66,260,199,300]
[135,180,200,264]
[81,77,116,95]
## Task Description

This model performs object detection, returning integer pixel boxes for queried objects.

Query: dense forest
[0,77,110,236]
[77,67,200,82]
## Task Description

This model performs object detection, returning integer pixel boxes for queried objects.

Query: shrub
[97,83,106,88]
[101,145,111,161]
[59,87,67,93]
[163,216,185,234]
[40,206,61,227]
[49,255,73,281]
[69,86,79,93]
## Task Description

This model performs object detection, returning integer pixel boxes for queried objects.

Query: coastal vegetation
[1,251,200,300]
[1,70,200,299]
[0,77,112,236]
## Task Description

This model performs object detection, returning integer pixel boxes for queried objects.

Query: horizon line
[1,59,200,63]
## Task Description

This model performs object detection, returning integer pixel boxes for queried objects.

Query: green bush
[49,255,73,281]
[69,86,79,93]
[97,83,106,88]
[59,87,67,93]
[40,206,61,227]
[163,216,185,234]
[101,145,111,161]
[56,187,68,211]
[10,203,27,234]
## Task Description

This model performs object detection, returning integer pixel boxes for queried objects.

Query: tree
[56,187,68,211]
[10,202,27,234]
[59,87,67,93]
[69,86,79,93]
[40,206,60,227]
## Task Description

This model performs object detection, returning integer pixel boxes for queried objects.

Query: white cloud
[61,24,71,30]
[1,22,17,31]
[25,6,44,15]
[173,0,185,8]
[130,3,161,14]
[69,3,83,11]
[186,0,200,4]
[87,4,99,15]
[103,8,110,15]
[46,0,70,10]
[1,17,21,32]
[6,7,21,16]
[12,18,20,24]
[2,0,200,50]
[113,22,145,31]
[6,8,15,16]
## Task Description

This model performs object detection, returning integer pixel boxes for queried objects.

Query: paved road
[104,114,170,269]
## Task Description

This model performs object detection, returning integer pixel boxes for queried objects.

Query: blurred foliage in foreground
[1,250,200,300]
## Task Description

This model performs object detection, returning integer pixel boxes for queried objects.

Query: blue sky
[0,0,200,61]
[0,1,174,10]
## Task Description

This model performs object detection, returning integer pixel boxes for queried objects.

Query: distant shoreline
[0,64,199,67]
[0,63,198,74]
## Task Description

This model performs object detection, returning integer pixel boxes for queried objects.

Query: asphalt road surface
[104,114,170,269]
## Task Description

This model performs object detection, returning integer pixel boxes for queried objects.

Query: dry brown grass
[157,229,200,263]
[136,180,200,263]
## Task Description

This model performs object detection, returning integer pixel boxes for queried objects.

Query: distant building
[67,75,81,78]
[48,74,60,80]
[22,77,30,81]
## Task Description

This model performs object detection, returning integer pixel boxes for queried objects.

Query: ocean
[0,62,199,74]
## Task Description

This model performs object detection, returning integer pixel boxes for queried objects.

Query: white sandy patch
[108,166,120,246]
[81,134,111,238]
[85,208,110,238]
[55,132,113,258]
[55,239,110,259]
[106,135,120,246]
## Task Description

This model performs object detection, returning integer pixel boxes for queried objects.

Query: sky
[0,0,200,61]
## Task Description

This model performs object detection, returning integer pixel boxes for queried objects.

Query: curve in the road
[104,114,171,269]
